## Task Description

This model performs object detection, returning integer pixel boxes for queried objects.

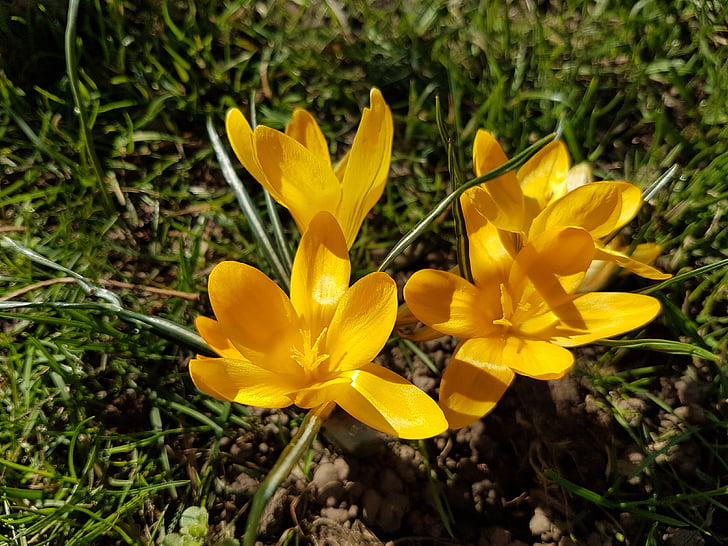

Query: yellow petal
[337,88,394,247]
[438,338,515,429]
[550,292,661,346]
[462,191,517,286]
[594,245,672,280]
[290,212,350,336]
[225,108,268,184]
[195,316,244,359]
[326,272,397,373]
[518,140,570,218]
[509,227,593,312]
[565,162,592,190]
[471,129,525,232]
[404,269,497,338]
[285,109,332,168]
[188,357,299,407]
[610,182,643,228]
[207,261,299,372]
[291,375,353,409]
[394,302,446,341]
[578,259,619,292]
[529,182,624,239]
[580,239,666,291]
[253,126,341,233]
[629,242,665,266]
[334,362,448,439]
[500,335,574,380]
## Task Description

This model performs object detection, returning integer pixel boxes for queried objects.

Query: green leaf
[594,338,719,361]
[179,506,209,537]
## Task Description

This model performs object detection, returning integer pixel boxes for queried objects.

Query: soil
[185,335,723,546]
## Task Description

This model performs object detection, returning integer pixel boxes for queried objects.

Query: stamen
[493,284,514,328]
[290,327,330,373]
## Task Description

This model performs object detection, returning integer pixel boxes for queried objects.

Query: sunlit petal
[551,292,662,346]
[594,245,672,280]
[501,336,574,380]
[290,212,350,336]
[439,338,515,429]
[188,357,299,408]
[327,272,397,372]
[472,129,525,232]
[291,375,353,409]
[565,162,592,190]
[611,182,643,228]
[225,108,268,185]
[404,269,497,338]
[334,362,448,439]
[630,242,665,266]
[333,150,350,181]
[253,126,341,233]
[529,182,624,239]
[207,261,298,372]
[285,109,331,168]
[518,140,570,218]
[509,227,592,311]
[462,188,517,287]
[338,88,393,247]
[195,316,244,359]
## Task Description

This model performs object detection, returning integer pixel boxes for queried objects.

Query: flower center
[492,283,532,330]
[290,327,330,375]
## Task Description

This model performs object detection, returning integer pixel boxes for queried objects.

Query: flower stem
[242,402,335,546]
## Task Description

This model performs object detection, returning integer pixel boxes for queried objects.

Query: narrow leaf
[206,117,291,289]
[595,338,718,361]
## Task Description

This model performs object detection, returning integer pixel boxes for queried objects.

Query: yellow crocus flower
[403,201,662,429]
[226,89,393,248]
[467,130,670,282]
[189,212,447,440]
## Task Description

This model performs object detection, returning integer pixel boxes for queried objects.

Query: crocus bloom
[189,212,447,439]
[403,201,662,429]
[466,130,670,282]
[226,89,393,248]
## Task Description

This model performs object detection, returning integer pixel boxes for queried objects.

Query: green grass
[1,0,727,544]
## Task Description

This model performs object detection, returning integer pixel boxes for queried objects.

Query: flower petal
[253,126,342,233]
[518,140,570,218]
[395,302,446,342]
[285,109,331,168]
[610,182,643,228]
[530,182,627,239]
[438,338,515,429]
[334,362,448,439]
[207,260,299,372]
[509,227,593,312]
[471,130,525,232]
[594,245,672,280]
[565,162,592,190]
[195,316,244,359]
[290,212,350,336]
[188,357,299,407]
[404,269,497,338]
[462,191,517,286]
[551,292,662,346]
[226,108,268,185]
[326,272,397,373]
[500,335,574,379]
[338,88,394,247]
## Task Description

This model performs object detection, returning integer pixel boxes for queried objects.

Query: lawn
[1,1,727,544]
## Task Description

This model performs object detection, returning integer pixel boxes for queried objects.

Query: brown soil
[191,337,724,546]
